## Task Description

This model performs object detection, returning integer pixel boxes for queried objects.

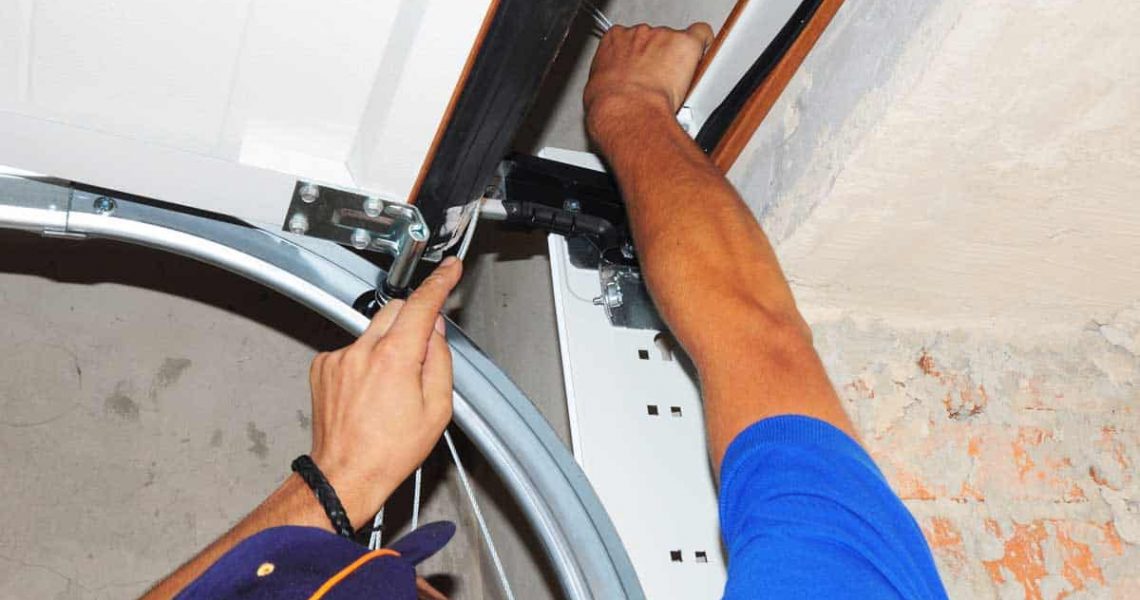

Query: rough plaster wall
[774,0,1140,597]
[728,0,968,243]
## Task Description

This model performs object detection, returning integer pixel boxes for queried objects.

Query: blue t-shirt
[719,416,948,599]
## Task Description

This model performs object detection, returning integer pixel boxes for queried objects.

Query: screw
[299,183,320,204]
[409,222,429,241]
[592,280,623,309]
[350,228,372,250]
[363,197,382,218]
[621,241,636,260]
[93,197,116,215]
[563,199,581,212]
[288,213,309,235]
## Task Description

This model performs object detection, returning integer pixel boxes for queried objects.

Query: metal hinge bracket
[593,263,666,331]
[282,181,429,295]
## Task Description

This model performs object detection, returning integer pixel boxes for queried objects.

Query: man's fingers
[383,257,463,362]
[421,329,454,423]
[416,576,449,600]
[358,299,404,347]
[686,22,714,51]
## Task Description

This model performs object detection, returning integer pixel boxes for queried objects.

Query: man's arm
[583,30,948,599]
[584,25,856,470]
[143,258,463,599]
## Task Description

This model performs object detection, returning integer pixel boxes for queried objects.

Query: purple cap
[177,521,455,599]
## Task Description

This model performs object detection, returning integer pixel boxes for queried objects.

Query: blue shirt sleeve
[719,415,948,599]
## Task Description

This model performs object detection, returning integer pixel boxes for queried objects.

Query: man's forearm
[143,469,400,599]
[141,474,335,599]
[591,97,809,355]
[590,94,856,467]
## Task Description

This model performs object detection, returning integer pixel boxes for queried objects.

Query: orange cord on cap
[307,548,401,600]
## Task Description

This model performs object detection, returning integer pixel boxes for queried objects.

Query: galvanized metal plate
[544,148,727,600]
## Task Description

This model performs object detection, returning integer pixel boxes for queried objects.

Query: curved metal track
[0,175,644,600]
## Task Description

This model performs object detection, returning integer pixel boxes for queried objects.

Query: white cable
[444,429,515,600]
[583,0,614,30]
[411,466,423,530]
[587,1,612,29]
[580,0,612,34]
[368,506,385,550]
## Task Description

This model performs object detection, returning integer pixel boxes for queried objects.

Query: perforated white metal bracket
[544,148,727,600]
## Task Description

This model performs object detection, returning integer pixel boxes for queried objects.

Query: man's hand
[584,23,713,144]
[308,257,463,528]
[144,258,464,599]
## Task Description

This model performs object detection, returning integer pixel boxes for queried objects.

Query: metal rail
[0,174,644,600]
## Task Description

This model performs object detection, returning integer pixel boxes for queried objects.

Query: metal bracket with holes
[594,263,666,331]
[283,182,429,294]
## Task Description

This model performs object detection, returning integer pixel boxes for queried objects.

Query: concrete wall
[0,234,498,598]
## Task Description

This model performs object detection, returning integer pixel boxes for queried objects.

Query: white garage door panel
[0,0,492,226]
[29,0,251,154]
[220,0,403,184]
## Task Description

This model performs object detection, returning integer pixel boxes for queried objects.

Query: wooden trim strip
[710,0,845,173]
[406,0,503,204]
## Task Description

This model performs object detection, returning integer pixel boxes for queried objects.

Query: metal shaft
[384,224,429,292]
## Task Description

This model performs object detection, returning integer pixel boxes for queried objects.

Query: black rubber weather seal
[413,0,580,246]
[694,0,824,154]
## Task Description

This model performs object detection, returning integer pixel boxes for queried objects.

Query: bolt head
[350,228,372,250]
[363,197,382,218]
[409,222,429,241]
[299,183,320,204]
[288,213,309,235]
[563,199,581,212]
[606,285,623,308]
[93,196,116,215]
[621,241,636,260]
[593,280,623,309]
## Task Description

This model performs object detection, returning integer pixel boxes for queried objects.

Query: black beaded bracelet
[291,455,355,539]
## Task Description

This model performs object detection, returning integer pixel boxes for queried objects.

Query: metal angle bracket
[282,181,429,295]
[593,263,666,331]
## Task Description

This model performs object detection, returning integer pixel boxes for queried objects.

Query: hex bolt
[93,196,116,215]
[288,213,309,235]
[621,241,636,260]
[350,228,372,250]
[592,280,623,309]
[299,183,320,204]
[363,197,382,218]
